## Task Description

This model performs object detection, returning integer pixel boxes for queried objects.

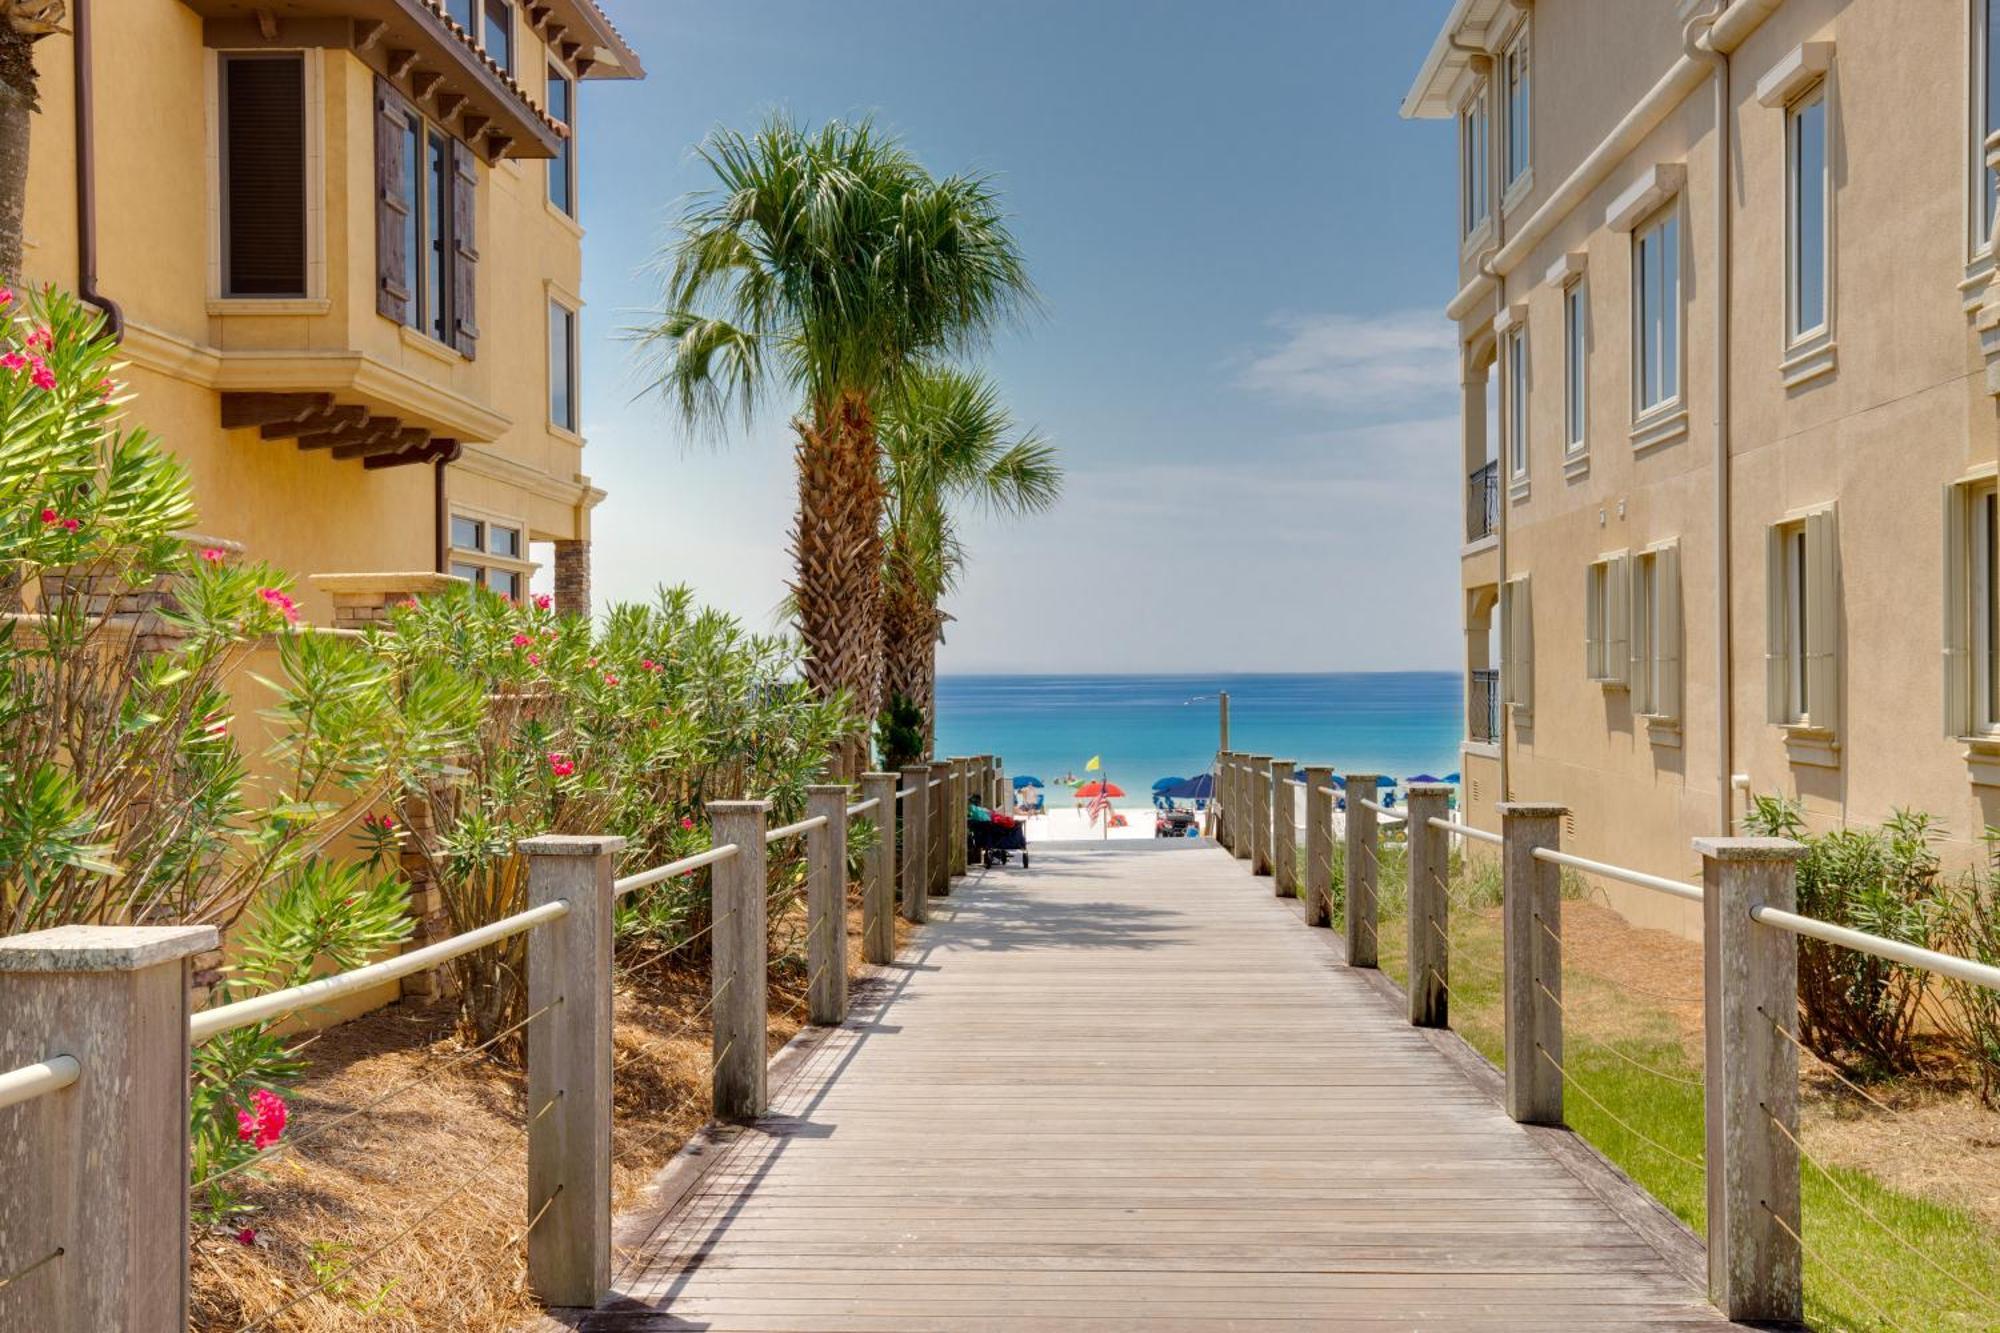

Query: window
[547,65,574,215]
[375,78,479,356]
[1632,545,1682,721]
[1563,280,1587,453]
[1585,554,1630,685]
[1461,86,1489,237]
[483,0,514,75]
[451,514,529,600]
[1786,85,1828,343]
[1633,207,1681,415]
[1945,480,2000,736]
[1505,324,1527,478]
[1500,575,1533,716]
[421,125,450,341]
[549,299,578,431]
[445,0,474,30]
[1504,34,1531,188]
[1766,508,1839,731]
[1976,0,2000,252]
[220,53,307,298]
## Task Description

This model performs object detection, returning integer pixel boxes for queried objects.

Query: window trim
[1976,485,2000,733]
[206,48,325,307]
[1459,81,1491,243]
[547,288,582,437]
[482,0,516,76]
[1630,200,1685,426]
[449,506,536,598]
[1503,322,1528,482]
[1971,0,2000,269]
[1782,79,1836,374]
[1502,26,1532,199]
[546,62,576,217]
[1562,277,1588,457]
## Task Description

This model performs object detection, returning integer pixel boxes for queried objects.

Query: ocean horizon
[933,672,1462,798]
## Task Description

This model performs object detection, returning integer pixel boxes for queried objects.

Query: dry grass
[190,896,903,1333]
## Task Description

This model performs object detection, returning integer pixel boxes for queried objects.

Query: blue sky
[573,0,1461,672]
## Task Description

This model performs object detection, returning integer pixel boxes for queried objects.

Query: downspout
[71,0,121,339]
[1685,2,1732,833]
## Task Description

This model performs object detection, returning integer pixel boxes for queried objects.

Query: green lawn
[1330,843,2000,1330]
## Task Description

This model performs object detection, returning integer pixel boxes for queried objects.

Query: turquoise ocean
[932,673,1462,797]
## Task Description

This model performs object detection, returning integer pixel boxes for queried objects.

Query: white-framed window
[1500,574,1534,715]
[547,64,575,216]
[450,513,532,601]
[1584,553,1629,685]
[1973,0,2000,257]
[1461,84,1490,238]
[1506,324,1528,478]
[1766,507,1839,731]
[1563,279,1587,453]
[1633,205,1682,417]
[548,297,579,432]
[1944,478,2000,736]
[1504,31,1531,189]
[1632,544,1682,721]
[1786,83,1829,345]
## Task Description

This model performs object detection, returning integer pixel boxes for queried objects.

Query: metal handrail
[1358,798,1406,823]
[1533,847,1703,904]
[1751,903,2000,992]
[192,898,573,1042]
[846,797,880,816]
[1427,815,1502,847]
[1317,786,1339,799]
[614,843,740,897]
[0,1055,80,1112]
[766,814,829,844]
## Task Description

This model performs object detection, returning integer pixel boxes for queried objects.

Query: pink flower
[641,659,662,673]
[511,633,533,648]
[29,359,56,392]
[233,1228,257,1247]
[235,1089,288,1151]
[26,326,52,351]
[98,378,114,400]
[202,713,228,737]
[38,508,54,524]
[60,518,79,532]
[680,816,695,831]
[526,652,542,666]
[547,752,575,777]
[200,547,226,563]
[257,587,300,623]
[602,673,619,686]
[1,352,25,372]
[0,287,14,307]
[586,658,597,669]
[533,593,553,611]
[397,598,418,610]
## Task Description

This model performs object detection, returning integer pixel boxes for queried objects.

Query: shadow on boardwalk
[552,842,1743,1331]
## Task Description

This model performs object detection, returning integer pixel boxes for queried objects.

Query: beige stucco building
[1406,0,2000,932]
[21,0,641,620]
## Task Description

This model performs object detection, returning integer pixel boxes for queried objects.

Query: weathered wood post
[1269,758,1297,897]
[1210,694,1230,839]
[521,834,623,1307]
[806,785,850,1025]
[1499,802,1566,1125]
[1405,784,1454,1028]
[861,772,898,964]
[900,765,930,924]
[1303,764,1334,927]
[1249,755,1273,876]
[1212,752,1230,851]
[0,924,216,1331]
[1231,754,1252,862]
[708,799,770,1121]
[1343,774,1381,967]
[947,759,968,878]
[994,759,1007,813]
[1698,836,1805,1323]
[928,759,951,895]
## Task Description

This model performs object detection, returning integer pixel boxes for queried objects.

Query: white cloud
[1235,310,1458,417]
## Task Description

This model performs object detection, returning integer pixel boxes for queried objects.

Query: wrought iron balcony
[1469,668,1501,743]
[1467,461,1499,544]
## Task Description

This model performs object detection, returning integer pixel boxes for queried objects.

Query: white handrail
[1428,816,1502,847]
[1534,847,1703,905]
[766,814,829,844]
[1358,799,1406,823]
[1317,786,1339,799]
[928,778,943,789]
[191,899,572,1043]
[897,787,915,800]
[0,1055,80,1112]
[1750,903,2000,993]
[614,843,740,897]
[846,797,880,816]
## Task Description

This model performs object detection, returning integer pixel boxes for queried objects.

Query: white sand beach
[1013,787,1355,843]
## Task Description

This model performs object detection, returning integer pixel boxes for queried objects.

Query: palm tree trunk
[0,21,38,283]
[791,389,884,778]
[880,576,938,753]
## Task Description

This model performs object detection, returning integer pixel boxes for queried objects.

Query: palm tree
[879,366,1061,751]
[0,1,66,281]
[640,116,1031,776]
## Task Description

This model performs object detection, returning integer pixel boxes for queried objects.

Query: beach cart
[969,815,1030,868]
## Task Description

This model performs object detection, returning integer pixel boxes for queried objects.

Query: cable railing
[1206,744,2000,1327]
[0,751,1007,1330]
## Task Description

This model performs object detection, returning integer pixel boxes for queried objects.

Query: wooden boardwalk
[580,841,1735,1330]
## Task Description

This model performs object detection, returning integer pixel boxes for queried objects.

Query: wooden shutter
[1656,544,1682,722]
[450,139,481,358]
[1606,553,1631,689]
[375,77,412,322]
[1584,563,1604,681]
[1765,525,1789,725]
[1512,576,1534,716]
[223,55,307,297]
[1500,581,1515,705]
[1944,485,1972,738]
[1805,506,1839,733]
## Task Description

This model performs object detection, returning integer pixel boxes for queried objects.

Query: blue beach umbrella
[1443,772,1462,784]
[1153,776,1186,791]
[1012,774,1044,789]
[1161,774,1214,800]
[1405,773,1443,785]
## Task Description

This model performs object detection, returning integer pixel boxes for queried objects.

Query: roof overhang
[530,0,644,80]
[1401,0,1512,121]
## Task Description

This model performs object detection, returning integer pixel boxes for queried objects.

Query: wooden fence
[1211,748,2000,1326]
[0,754,1006,1329]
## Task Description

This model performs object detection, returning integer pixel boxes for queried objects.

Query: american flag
[1086,788,1111,824]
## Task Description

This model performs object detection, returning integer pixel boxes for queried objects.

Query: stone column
[1269,758,1297,898]
[1405,784,1455,1028]
[1500,802,1566,1126]
[554,538,591,617]
[1343,775,1381,968]
[1303,765,1335,928]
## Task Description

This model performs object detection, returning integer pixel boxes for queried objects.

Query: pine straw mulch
[190,901,903,1333]
[1545,898,2000,1232]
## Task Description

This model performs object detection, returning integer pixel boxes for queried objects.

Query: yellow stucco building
[22,0,641,620]
[1407,0,2000,933]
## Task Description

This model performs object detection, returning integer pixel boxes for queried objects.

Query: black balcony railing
[1467,461,1500,543]
[1469,668,1502,742]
